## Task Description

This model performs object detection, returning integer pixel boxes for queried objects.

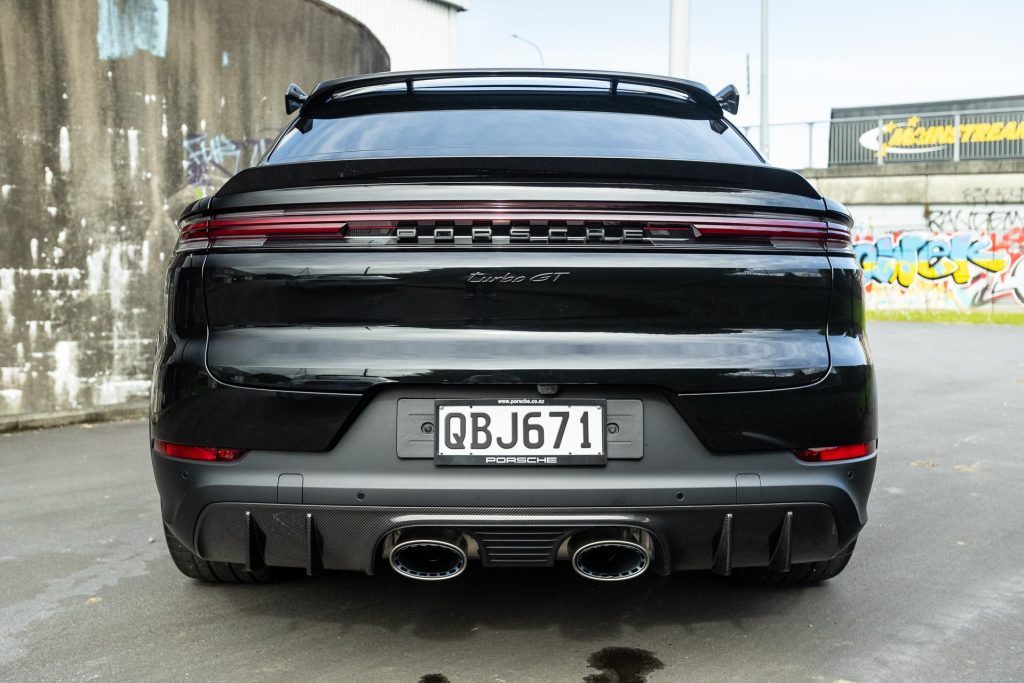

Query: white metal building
[325,0,468,72]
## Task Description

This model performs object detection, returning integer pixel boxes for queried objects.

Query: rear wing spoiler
[285,69,740,120]
[213,156,821,200]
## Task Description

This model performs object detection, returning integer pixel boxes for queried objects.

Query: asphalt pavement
[1,321,1022,682]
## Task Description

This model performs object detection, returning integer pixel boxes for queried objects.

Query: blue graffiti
[183,133,273,186]
[855,233,1007,287]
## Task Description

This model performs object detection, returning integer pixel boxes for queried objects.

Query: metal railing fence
[742,107,1024,169]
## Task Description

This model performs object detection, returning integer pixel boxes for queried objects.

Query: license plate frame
[434,399,607,466]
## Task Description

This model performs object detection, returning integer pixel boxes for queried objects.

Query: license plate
[434,399,606,466]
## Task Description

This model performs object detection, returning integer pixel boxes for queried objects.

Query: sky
[456,0,1023,127]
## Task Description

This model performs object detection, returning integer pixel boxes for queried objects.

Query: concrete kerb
[0,401,149,435]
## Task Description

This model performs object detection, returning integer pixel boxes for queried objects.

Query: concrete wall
[849,204,1024,313]
[0,0,389,417]
[804,160,1024,207]
[803,163,1024,313]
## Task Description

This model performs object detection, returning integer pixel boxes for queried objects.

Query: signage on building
[828,95,1024,166]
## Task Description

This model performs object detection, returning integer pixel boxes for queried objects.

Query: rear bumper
[153,385,876,575]
[192,502,850,575]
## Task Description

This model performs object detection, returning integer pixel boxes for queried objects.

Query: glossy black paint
[215,157,817,198]
[203,248,832,395]
[299,68,727,118]
[150,252,361,451]
[151,71,875,576]
[182,184,830,222]
[152,223,873,455]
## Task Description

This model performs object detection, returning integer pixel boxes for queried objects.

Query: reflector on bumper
[154,439,248,462]
[793,441,876,462]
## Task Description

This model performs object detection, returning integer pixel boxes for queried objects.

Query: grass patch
[867,309,1024,326]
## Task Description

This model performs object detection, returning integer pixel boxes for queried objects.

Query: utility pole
[669,0,690,77]
[760,0,770,158]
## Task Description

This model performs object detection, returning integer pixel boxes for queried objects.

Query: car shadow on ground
[210,562,830,642]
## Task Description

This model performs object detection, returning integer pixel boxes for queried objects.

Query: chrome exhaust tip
[389,529,468,581]
[570,529,652,581]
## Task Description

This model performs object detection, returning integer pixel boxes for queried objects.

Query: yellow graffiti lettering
[917,258,958,280]
[968,256,1008,275]
[1002,121,1018,140]
[855,233,1013,294]
[951,259,972,284]
[896,258,918,286]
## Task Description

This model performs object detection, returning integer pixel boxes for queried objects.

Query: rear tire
[730,541,857,585]
[163,525,290,583]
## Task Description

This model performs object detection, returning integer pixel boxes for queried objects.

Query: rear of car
[151,70,876,584]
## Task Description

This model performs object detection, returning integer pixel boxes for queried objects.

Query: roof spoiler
[215,156,820,200]
[285,69,739,120]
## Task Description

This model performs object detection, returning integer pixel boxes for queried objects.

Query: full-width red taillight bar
[793,440,876,463]
[179,210,847,245]
[153,439,248,462]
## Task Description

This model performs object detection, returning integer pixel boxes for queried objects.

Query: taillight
[175,206,848,249]
[691,219,850,247]
[793,440,876,462]
[153,439,247,462]
[179,215,353,240]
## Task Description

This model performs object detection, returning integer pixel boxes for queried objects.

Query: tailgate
[199,210,834,395]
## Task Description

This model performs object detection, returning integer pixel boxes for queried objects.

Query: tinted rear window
[267,109,762,165]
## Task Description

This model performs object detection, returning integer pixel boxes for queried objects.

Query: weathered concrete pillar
[0,0,389,417]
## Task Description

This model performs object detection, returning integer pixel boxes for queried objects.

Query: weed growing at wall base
[867,310,1024,326]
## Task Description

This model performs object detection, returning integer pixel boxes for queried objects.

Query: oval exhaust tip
[389,539,467,581]
[572,540,650,581]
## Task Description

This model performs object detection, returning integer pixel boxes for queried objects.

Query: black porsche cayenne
[151,69,876,584]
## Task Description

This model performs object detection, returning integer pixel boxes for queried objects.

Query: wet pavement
[1,322,1022,682]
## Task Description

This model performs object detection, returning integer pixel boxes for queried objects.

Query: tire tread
[730,541,857,585]
[162,525,287,584]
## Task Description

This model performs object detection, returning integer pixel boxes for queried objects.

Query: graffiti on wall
[853,205,1024,310]
[183,132,274,187]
